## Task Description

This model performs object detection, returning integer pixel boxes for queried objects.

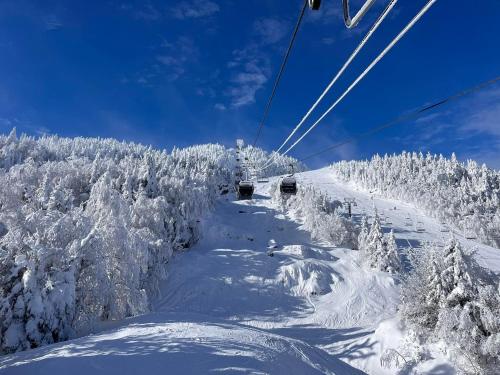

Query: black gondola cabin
[280,177,297,195]
[237,181,254,200]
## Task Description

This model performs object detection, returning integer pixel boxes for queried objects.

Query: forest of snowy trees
[401,238,500,374]
[331,152,500,248]
[0,129,302,353]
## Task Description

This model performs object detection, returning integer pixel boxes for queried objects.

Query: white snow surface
[2,167,498,374]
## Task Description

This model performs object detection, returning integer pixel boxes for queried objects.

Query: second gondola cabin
[280,176,297,195]
[237,181,254,200]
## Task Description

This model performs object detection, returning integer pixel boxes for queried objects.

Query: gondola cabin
[280,176,297,195]
[237,181,254,200]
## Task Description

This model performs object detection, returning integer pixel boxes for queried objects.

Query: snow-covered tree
[358,213,401,273]
[401,238,500,373]
[271,183,357,248]
[383,230,402,274]
[357,215,369,250]
[331,152,500,248]
[0,129,305,353]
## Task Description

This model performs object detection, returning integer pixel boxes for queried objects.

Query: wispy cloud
[253,18,289,45]
[225,44,269,107]
[391,86,500,169]
[457,87,500,137]
[120,2,162,21]
[135,2,161,20]
[0,117,50,136]
[156,36,200,81]
[171,0,219,20]
[223,16,290,108]
[321,37,336,45]
[306,1,343,26]
[44,15,63,31]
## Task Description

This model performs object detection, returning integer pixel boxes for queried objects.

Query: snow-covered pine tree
[382,230,402,274]
[401,243,443,331]
[359,214,401,273]
[357,215,369,251]
[401,238,500,373]
[362,213,384,269]
[440,238,474,307]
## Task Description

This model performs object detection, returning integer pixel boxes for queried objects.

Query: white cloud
[225,45,270,107]
[321,37,336,45]
[253,18,289,45]
[0,117,50,136]
[156,36,199,81]
[171,0,219,20]
[44,15,63,30]
[306,1,343,25]
[399,86,500,169]
[458,88,500,137]
[220,16,290,108]
[135,2,161,20]
[196,87,216,98]
[120,2,162,21]
[214,103,226,111]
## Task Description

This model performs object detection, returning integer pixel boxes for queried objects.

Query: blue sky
[1,0,500,168]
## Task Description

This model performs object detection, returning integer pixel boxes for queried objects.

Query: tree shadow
[0,313,362,375]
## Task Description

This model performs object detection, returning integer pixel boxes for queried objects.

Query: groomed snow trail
[3,167,494,374]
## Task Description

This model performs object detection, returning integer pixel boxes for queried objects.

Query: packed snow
[1,134,499,374]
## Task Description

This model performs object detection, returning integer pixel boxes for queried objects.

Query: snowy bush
[400,238,500,373]
[332,152,500,248]
[358,213,401,274]
[0,129,302,353]
[271,183,358,248]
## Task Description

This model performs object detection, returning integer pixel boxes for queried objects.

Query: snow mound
[0,313,347,375]
[278,244,335,261]
[278,259,338,296]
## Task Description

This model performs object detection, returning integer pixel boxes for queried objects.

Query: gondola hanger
[342,0,377,28]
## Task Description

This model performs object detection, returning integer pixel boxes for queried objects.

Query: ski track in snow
[2,167,497,374]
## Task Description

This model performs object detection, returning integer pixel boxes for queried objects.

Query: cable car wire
[252,0,308,147]
[261,0,398,168]
[297,75,500,162]
[278,0,437,158]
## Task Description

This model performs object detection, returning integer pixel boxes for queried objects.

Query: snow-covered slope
[0,130,304,354]
[299,168,500,273]
[0,312,349,375]
[1,163,498,374]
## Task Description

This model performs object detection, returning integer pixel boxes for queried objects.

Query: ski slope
[2,167,498,374]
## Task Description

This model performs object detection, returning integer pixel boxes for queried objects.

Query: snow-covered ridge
[0,129,303,354]
[331,152,500,248]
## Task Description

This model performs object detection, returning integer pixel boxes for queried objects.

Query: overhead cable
[298,75,500,162]
[252,0,308,147]
[280,0,438,157]
[262,0,399,168]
